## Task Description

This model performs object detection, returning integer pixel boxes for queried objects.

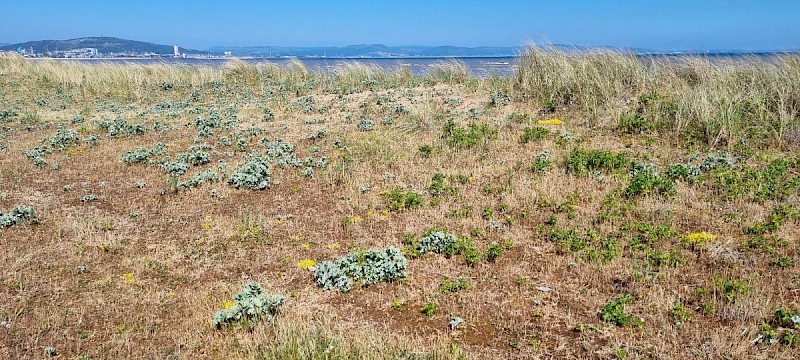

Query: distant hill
[205,44,665,58]
[0,37,204,55]
[207,44,526,58]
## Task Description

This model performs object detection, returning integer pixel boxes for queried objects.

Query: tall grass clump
[427,59,469,84]
[515,45,800,149]
[0,53,222,98]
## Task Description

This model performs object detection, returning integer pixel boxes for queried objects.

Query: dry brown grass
[0,51,799,359]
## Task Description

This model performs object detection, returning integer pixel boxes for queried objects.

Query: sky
[1,1,799,51]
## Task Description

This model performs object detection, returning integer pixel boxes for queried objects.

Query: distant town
[11,44,232,59]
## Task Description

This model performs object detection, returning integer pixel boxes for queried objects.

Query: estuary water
[44,57,518,78]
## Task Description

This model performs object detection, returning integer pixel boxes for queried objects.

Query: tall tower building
[173,45,180,57]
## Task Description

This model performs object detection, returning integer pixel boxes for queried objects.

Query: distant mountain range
[0,37,623,58]
[1,37,797,58]
[0,37,203,55]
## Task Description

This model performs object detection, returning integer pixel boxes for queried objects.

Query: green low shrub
[122,143,166,165]
[212,282,284,329]
[180,169,218,189]
[519,126,549,143]
[488,91,510,107]
[567,148,629,175]
[385,187,422,212]
[314,247,408,292]
[600,294,643,327]
[0,205,35,227]
[417,230,457,255]
[442,119,497,149]
[624,163,676,198]
[228,153,271,190]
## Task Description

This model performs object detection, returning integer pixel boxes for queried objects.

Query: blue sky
[1,1,798,51]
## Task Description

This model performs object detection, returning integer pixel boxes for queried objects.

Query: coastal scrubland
[1,46,799,359]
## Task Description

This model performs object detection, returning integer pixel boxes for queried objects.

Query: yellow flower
[167,291,176,297]
[223,300,235,309]
[201,215,213,230]
[300,242,311,250]
[297,259,317,270]
[365,209,376,218]
[686,232,717,244]
[327,243,341,250]
[120,273,136,284]
[537,119,563,125]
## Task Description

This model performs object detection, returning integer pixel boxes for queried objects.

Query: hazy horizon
[2,1,799,52]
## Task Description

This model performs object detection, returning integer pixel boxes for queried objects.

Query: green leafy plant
[228,153,271,190]
[772,256,794,268]
[745,205,799,235]
[618,111,654,134]
[671,300,692,325]
[488,91,510,107]
[180,169,218,189]
[25,146,52,167]
[0,205,35,228]
[385,187,423,212]
[712,277,751,303]
[486,244,503,262]
[439,277,470,293]
[700,151,735,171]
[161,161,189,176]
[47,127,79,151]
[429,173,457,197]
[314,247,408,292]
[121,143,166,165]
[418,144,433,156]
[567,148,629,175]
[262,107,275,121]
[600,294,643,327]
[531,150,552,173]
[624,162,676,198]
[212,282,285,329]
[421,302,437,316]
[97,117,147,138]
[519,126,549,143]
[417,230,458,255]
[442,119,497,149]
[357,118,374,131]
[178,149,212,166]
[665,163,701,182]
[757,308,800,345]
[507,112,529,123]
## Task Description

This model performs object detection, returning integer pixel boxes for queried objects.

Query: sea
[45,57,518,78]
[38,52,797,78]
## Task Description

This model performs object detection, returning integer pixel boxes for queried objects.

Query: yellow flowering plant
[685,232,717,244]
[297,259,316,270]
[537,119,563,125]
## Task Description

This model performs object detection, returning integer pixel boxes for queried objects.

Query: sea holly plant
[417,230,458,255]
[180,169,218,189]
[212,281,285,329]
[314,247,408,292]
[227,153,271,190]
[121,143,166,165]
[0,205,35,228]
[25,146,52,167]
